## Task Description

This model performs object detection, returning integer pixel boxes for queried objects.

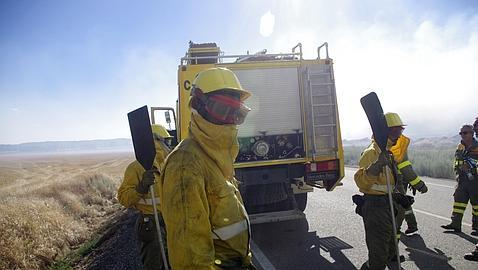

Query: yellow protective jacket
[117,141,169,214]
[159,112,251,270]
[391,135,425,188]
[354,140,396,195]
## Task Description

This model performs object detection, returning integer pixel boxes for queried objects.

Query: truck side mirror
[165,111,171,124]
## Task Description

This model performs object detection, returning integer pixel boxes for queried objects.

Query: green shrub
[408,149,455,179]
[344,146,456,179]
[343,146,363,167]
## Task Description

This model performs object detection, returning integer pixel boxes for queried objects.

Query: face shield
[192,88,251,125]
[204,94,251,125]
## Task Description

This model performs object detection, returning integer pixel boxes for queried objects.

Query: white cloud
[3,1,477,143]
[260,11,275,37]
[238,0,478,139]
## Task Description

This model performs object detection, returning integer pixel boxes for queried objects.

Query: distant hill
[342,137,371,147]
[0,135,463,155]
[411,135,460,149]
[343,135,461,149]
[0,138,133,154]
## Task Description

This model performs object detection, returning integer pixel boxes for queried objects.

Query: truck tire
[295,193,307,212]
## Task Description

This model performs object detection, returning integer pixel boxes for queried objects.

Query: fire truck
[152,42,344,223]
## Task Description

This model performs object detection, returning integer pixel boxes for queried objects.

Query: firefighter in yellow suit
[117,124,172,270]
[390,127,428,237]
[442,124,478,235]
[354,112,407,270]
[159,67,255,269]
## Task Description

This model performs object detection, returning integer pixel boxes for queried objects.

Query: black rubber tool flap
[128,106,156,170]
[360,92,389,152]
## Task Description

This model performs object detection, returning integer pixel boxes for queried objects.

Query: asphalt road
[251,167,478,270]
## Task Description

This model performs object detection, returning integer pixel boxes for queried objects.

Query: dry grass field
[0,152,134,269]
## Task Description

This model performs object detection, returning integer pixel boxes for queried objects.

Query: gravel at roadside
[78,209,143,270]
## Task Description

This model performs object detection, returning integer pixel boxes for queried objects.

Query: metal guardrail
[181,53,303,65]
[317,42,329,60]
[292,43,303,60]
[181,42,330,64]
[181,42,306,65]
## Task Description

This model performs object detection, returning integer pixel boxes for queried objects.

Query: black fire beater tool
[128,105,169,270]
[360,92,402,269]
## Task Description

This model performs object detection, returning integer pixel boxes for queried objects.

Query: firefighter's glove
[366,152,390,176]
[136,169,157,194]
[414,181,428,194]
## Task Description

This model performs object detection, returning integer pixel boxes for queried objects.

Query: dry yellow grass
[0,152,133,269]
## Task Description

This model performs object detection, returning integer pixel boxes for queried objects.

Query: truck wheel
[295,193,307,211]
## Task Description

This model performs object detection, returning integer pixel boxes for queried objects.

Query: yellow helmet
[192,67,251,101]
[385,112,406,127]
[151,124,172,139]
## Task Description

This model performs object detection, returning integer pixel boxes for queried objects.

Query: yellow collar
[390,135,410,162]
[189,111,239,179]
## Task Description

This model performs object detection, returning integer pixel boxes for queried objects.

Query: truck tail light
[306,162,317,172]
[306,160,338,172]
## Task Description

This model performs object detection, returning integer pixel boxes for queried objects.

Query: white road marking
[251,240,276,270]
[426,182,455,189]
[414,208,472,227]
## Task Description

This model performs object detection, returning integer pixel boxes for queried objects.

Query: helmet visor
[205,94,251,125]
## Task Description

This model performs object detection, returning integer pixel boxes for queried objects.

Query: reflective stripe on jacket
[396,154,422,186]
[212,219,248,240]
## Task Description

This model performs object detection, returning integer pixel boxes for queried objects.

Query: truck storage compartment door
[231,67,305,162]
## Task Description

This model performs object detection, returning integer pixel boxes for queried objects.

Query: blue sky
[1,0,477,144]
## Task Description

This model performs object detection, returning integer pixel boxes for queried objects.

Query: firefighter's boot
[405,227,418,236]
[464,245,478,262]
[471,215,478,236]
[404,207,418,235]
[442,202,465,232]
[441,220,462,232]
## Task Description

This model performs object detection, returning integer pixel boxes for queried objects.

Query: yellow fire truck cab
[152,42,344,224]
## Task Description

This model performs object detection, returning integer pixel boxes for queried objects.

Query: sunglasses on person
[459,131,472,136]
